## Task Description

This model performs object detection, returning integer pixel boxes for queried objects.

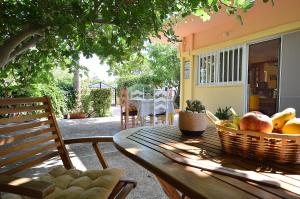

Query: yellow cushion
[4,166,124,199]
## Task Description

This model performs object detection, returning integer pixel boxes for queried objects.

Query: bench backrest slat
[0,127,56,145]
[0,97,48,105]
[3,152,60,175]
[0,113,50,125]
[0,142,60,168]
[0,96,73,175]
[0,120,53,134]
[0,105,49,115]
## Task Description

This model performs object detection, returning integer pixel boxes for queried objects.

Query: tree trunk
[73,69,81,110]
[73,69,80,93]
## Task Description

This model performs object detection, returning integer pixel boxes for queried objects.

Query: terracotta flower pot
[179,111,207,136]
[68,113,87,119]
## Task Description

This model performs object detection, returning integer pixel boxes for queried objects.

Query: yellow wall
[178,1,300,54]
[177,0,300,114]
[179,48,245,114]
[179,20,300,115]
[193,85,245,115]
[181,57,193,109]
[183,79,191,108]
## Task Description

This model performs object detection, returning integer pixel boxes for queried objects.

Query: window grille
[197,45,244,86]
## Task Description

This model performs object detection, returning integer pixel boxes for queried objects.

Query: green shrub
[116,75,155,96]
[80,89,92,114]
[57,81,77,113]
[90,89,112,117]
[41,85,67,117]
[7,84,67,117]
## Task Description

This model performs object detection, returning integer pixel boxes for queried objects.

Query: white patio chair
[131,89,144,99]
[152,89,168,125]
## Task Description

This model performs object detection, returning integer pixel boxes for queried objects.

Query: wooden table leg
[156,176,182,199]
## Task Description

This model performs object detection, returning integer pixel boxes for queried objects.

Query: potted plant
[215,106,232,120]
[179,99,207,136]
[64,91,91,119]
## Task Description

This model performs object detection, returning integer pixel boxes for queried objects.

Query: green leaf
[194,9,211,21]
[208,0,214,5]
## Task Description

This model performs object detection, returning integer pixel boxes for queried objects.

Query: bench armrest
[63,136,113,169]
[63,136,113,144]
[0,174,55,198]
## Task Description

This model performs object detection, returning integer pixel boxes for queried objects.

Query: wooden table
[113,126,300,199]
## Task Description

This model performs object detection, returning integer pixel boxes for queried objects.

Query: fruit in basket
[282,118,300,134]
[228,107,241,126]
[224,122,239,130]
[233,116,241,126]
[271,108,296,133]
[239,112,273,133]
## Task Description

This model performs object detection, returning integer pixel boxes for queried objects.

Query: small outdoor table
[113,126,300,199]
[129,98,175,117]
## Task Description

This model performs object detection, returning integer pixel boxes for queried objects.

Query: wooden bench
[0,96,136,199]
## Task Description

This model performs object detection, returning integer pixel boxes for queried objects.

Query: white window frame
[197,45,245,86]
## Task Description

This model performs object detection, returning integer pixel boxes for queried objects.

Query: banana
[223,122,239,130]
[271,108,296,132]
[233,116,241,127]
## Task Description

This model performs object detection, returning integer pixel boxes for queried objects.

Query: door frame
[243,36,282,114]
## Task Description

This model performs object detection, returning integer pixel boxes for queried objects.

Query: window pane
[234,48,239,81]
[197,46,243,85]
[229,50,233,82]
[219,52,223,82]
[239,48,243,81]
[224,51,228,82]
[211,55,215,83]
[206,56,211,83]
[200,57,206,83]
[200,57,203,83]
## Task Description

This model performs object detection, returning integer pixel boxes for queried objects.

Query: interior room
[248,38,281,116]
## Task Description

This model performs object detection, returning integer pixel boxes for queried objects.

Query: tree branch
[2,25,45,54]
[218,0,236,9]
[94,18,114,24]
[0,25,45,69]
[7,35,44,64]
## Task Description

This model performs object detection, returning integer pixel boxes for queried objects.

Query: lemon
[282,118,300,134]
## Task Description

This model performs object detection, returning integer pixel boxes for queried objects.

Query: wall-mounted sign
[184,61,190,79]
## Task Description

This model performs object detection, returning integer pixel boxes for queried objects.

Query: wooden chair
[120,88,138,129]
[166,89,175,125]
[0,96,136,199]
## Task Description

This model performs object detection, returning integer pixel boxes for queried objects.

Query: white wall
[280,31,300,116]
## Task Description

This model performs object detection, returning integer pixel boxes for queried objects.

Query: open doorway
[247,38,281,116]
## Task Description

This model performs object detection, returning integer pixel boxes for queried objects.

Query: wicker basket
[206,111,300,164]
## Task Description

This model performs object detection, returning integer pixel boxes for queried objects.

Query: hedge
[90,89,112,117]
